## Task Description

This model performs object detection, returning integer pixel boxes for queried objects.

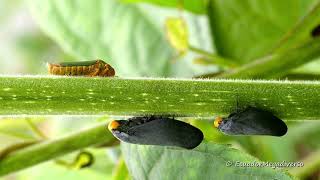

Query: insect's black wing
[126,118,203,149]
[128,116,160,125]
[219,107,287,136]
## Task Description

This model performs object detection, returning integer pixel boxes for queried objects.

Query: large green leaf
[28,0,214,77]
[28,0,173,77]
[208,0,317,63]
[121,142,294,180]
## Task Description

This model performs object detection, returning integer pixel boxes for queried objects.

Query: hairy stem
[0,76,320,120]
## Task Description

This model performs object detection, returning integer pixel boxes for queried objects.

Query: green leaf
[251,122,320,162]
[28,0,173,77]
[1,76,320,120]
[121,141,294,180]
[112,157,130,180]
[121,0,207,14]
[208,0,317,63]
[165,17,189,56]
[28,0,218,78]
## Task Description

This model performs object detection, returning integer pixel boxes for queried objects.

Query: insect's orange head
[108,120,120,131]
[214,116,223,128]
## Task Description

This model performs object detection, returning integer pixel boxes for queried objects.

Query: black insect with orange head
[214,107,287,137]
[108,116,203,149]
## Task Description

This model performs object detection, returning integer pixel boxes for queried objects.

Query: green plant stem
[0,140,41,160]
[204,0,320,79]
[216,38,320,79]
[289,150,320,179]
[1,76,320,120]
[189,45,238,68]
[54,159,72,168]
[0,122,114,176]
[269,0,320,53]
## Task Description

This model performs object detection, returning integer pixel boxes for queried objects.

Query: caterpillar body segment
[47,60,115,77]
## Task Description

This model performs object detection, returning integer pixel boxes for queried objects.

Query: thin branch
[269,0,320,53]
[0,122,114,176]
[203,0,320,79]
[189,45,238,68]
[289,150,320,179]
[217,38,320,78]
[25,119,48,139]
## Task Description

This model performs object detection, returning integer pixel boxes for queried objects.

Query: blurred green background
[0,0,72,75]
[0,0,320,179]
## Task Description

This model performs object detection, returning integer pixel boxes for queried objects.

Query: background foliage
[0,0,320,179]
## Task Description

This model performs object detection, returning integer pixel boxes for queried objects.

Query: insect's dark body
[110,116,203,149]
[47,60,115,77]
[218,107,287,136]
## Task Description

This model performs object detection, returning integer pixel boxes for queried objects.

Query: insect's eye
[214,117,223,128]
